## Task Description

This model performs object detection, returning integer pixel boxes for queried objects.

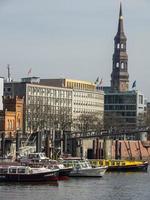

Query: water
[0,169,150,200]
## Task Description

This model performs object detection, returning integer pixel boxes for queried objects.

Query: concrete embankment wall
[81,139,150,161]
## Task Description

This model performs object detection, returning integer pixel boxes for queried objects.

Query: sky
[0,0,150,99]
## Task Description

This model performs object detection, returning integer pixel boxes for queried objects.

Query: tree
[54,107,72,132]
[75,112,103,133]
[104,112,126,131]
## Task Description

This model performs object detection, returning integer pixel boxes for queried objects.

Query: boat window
[75,164,81,169]
[112,161,115,166]
[80,162,87,168]
[99,160,103,166]
[40,153,45,158]
[18,168,26,174]
[105,161,109,166]
[0,168,8,174]
[9,168,17,173]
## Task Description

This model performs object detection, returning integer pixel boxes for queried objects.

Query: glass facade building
[104,90,145,128]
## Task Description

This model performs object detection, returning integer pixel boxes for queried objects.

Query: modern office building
[40,78,104,131]
[4,77,104,134]
[4,77,73,134]
[104,90,145,128]
[0,77,4,110]
[40,78,96,91]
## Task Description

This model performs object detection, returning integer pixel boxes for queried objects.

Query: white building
[4,78,104,133]
[40,78,104,131]
[0,77,4,110]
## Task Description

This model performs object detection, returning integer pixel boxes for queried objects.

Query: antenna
[7,64,12,82]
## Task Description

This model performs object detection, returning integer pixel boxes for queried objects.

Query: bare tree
[54,107,72,131]
[104,112,126,131]
[75,112,103,133]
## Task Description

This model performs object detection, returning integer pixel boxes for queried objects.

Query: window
[139,95,143,104]
[9,168,17,173]
[18,168,26,174]
[121,63,124,69]
[7,88,11,92]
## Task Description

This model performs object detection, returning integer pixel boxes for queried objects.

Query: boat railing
[89,159,146,167]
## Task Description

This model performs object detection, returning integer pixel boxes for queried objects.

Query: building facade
[104,90,145,128]
[4,78,104,134]
[104,3,145,128]
[4,79,72,134]
[40,78,104,131]
[40,78,96,91]
[0,77,4,110]
[0,96,24,138]
[111,3,129,92]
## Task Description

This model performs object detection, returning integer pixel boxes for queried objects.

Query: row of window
[116,43,126,49]
[74,92,102,99]
[73,109,99,113]
[105,95,137,104]
[67,82,95,90]
[7,119,15,130]
[28,87,72,98]
[105,105,136,111]
[105,111,136,117]
[115,62,127,70]
[74,102,102,107]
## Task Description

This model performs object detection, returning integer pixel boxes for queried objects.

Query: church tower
[111,3,129,92]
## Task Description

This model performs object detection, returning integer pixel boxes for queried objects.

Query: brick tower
[111,3,129,92]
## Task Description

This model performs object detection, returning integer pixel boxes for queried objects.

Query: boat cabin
[0,166,31,174]
[20,153,49,164]
[62,159,91,169]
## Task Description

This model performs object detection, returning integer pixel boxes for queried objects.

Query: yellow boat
[89,159,149,172]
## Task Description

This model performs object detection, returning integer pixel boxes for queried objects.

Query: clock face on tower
[120,82,128,92]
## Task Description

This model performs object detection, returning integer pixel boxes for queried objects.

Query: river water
[0,168,150,200]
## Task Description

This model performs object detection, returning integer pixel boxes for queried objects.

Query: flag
[28,68,32,76]
[99,78,103,86]
[94,77,99,84]
[132,80,136,88]
[96,78,103,90]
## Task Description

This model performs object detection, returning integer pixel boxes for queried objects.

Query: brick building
[0,96,24,138]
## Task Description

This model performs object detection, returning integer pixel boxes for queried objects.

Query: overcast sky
[0,0,150,99]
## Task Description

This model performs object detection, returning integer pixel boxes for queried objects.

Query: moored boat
[62,158,108,177]
[90,159,149,172]
[20,153,73,180]
[48,160,73,180]
[0,165,59,182]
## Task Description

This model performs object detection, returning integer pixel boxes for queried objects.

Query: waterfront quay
[0,128,150,161]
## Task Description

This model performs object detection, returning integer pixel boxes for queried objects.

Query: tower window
[121,63,124,69]
[117,43,120,49]
[121,43,124,49]
[116,62,119,68]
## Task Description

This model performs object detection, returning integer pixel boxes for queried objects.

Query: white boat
[62,158,108,177]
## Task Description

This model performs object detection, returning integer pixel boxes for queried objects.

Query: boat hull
[107,163,149,172]
[58,167,73,180]
[69,166,107,177]
[0,172,58,182]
